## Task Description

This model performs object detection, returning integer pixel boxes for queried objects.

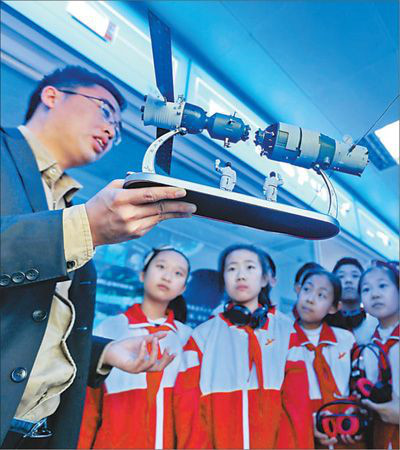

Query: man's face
[50,84,121,168]
[335,264,362,302]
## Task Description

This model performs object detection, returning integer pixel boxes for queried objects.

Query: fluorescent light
[375,120,399,164]
[66,1,117,42]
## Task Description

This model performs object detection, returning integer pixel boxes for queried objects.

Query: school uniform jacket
[287,322,356,412]
[174,307,314,449]
[357,324,399,450]
[77,304,192,449]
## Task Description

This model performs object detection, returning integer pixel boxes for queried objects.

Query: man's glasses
[58,89,122,145]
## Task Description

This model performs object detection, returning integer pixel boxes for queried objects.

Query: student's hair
[333,257,364,274]
[218,244,276,308]
[25,65,126,122]
[270,171,276,177]
[295,262,324,285]
[358,261,400,294]
[142,247,190,323]
[301,269,342,307]
[226,162,232,167]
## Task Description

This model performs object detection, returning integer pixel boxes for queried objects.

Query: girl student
[287,268,366,449]
[78,247,192,449]
[174,244,313,449]
[355,261,399,450]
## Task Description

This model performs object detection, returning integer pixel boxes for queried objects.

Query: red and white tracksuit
[77,304,192,449]
[357,324,399,450]
[174,307,314,449]
[287,321,363,449]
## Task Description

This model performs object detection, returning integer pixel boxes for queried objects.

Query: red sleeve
[173,337,212,449]
[77,386,103,449]
[277,360,314,449]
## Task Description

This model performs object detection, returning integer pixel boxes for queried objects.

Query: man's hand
[102,331,175,373]
[85,180,197,247]
[361,391,399,425]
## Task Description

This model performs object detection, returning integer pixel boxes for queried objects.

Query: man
[327,257,378,344]
[263,171,283,202]
[0,66,196,448]
[215,159,236,191]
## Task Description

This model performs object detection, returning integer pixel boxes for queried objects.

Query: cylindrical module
[255,122,369,176]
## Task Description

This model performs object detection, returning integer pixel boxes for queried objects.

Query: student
[174,244,313,449]
[289,262,324,321]
[78,247,192,449]
[288,269,364,449]
[328,258,378,344]
[356,261,399,450]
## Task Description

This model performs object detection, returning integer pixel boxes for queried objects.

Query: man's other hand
[85,179,197,246]
[102,331,175,373]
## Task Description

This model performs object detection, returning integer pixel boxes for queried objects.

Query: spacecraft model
[124,10,368,240]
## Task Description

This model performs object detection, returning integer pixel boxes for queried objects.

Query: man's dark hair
[333,257,364,274]
[270,171,276,177]
[226,162,232,167]
[24,65,126,122]
[295,261,324,284]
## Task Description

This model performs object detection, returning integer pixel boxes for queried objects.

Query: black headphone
[223,301,269,329]
[351,343,392,404]
[316,400,372,440]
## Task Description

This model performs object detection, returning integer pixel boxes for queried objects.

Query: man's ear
[40,86,61,109]
[139,271,145,283]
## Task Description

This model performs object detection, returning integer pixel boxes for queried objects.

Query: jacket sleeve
[0,211,70,288]
[277,359,314,449]
[77,386,104,449]
[173,336,212,449]
[87,336,112,388]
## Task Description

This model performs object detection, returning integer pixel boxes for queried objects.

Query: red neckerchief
[219,305,276,414]
[294,320,340,403]
[372,324,399,382]
[123,303,176,441]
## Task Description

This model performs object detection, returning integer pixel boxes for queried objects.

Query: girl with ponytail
[78,247,192,449]
[174,244,313,449]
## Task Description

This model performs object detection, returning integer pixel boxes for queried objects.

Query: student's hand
[102,331,175,373]
[85,179,197,247]
[361,391,400,425]
[313,412,338,447]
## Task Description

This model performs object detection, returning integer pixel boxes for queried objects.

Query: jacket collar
[294,320,337,346]
[373,323,400,343]
[124,303,177,331]
[3,127,48,212]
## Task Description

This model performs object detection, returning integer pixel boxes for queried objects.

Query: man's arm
[0,210,69,287]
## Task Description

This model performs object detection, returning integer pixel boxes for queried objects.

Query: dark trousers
[1,430,50,449]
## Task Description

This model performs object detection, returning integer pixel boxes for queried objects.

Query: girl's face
[360,268,399,326]
[141,251,188,303]
[223,249,268,305]
[296,274,337,328]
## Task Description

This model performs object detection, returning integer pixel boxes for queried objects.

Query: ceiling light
[375,120,399,164]
[66,1,117,43]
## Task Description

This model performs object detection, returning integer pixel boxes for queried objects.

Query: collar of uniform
[18,125,82,202]
[373,323,400,343]
[294,320,337,346]
[125,303,177,331]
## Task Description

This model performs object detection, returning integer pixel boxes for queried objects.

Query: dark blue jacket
[0,128,109,448]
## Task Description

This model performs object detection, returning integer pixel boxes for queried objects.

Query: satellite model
[124,11,369,240]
